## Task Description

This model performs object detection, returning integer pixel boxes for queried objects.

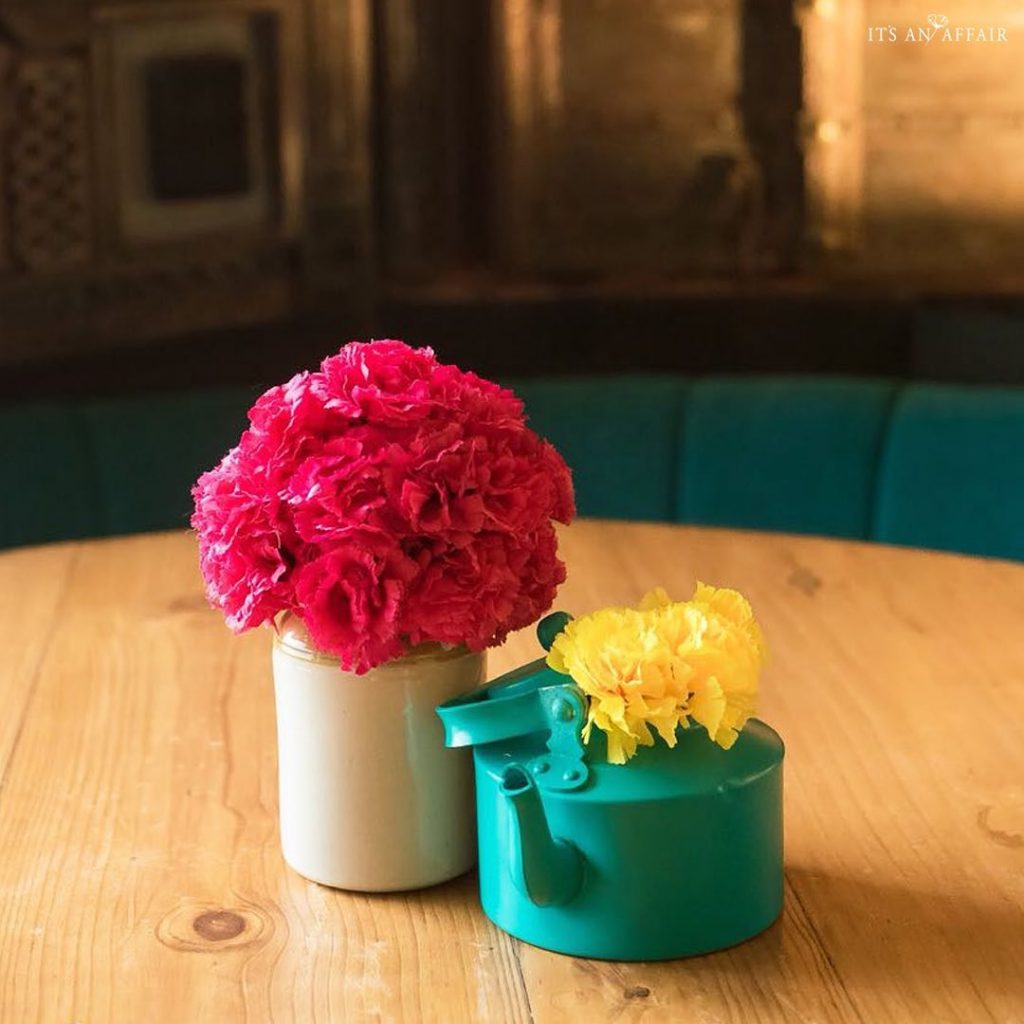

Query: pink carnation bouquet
[192,340,575,672]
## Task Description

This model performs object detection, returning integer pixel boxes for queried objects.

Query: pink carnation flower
[192,340,575,672]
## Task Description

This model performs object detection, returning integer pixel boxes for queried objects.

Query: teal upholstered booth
[508,376,686,522]
[511,376,1024,560]
[1,388,256,550]
[0,402,99,549]
[84,389,256,536]
[677,378,895,540]
[873,385,1024,561]
[3,376,1023,561]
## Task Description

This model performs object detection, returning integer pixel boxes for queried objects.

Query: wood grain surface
[0,521,1022,1022]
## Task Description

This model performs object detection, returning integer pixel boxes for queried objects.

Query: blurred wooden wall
[0,0,1021,388]
[803,0,1024,281]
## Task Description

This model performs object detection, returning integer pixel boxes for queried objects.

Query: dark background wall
[1,0,1022,398]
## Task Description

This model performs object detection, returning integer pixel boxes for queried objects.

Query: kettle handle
[437,612,579,746]
[437,665,585,749]
[435,613,591,788]
[437,677,591,794]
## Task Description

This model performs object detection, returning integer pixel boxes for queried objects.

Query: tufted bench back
[3,377,1023,561]
[511,375,1024,561]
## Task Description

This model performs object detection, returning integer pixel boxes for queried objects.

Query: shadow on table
[744,866,1024,1003]
[362,869,481,904]
[362,864,1024,994]
[327,863,1022,1016]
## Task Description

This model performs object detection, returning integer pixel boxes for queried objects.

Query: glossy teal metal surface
[436,617,785,961]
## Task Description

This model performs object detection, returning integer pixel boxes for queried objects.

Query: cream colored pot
[271,617,483,891]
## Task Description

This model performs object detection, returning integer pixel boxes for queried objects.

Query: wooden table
[1,521,1022,1022]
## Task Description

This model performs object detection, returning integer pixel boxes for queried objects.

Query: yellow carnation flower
[546,584,765,764]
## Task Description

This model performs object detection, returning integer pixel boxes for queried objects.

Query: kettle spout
[500,764,583,907]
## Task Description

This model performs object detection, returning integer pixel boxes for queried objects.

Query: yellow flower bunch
[546,584,765,764]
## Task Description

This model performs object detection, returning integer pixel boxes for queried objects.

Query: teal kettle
[436,614,784,961]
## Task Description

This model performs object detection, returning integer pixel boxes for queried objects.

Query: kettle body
[437,647,784,960]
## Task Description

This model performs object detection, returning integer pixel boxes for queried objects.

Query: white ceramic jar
[271,616,484,891]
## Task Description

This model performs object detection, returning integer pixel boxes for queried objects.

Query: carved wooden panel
[0,41,12,273]
[803,0,1024,278]
[493,0,753,276]
[302,0,373,302]
[0,3,92,51]
[91,3,306,250]
[7,56,92,271]
[0,0,375,359]
[372,0,489,283]
[0,248,292,363]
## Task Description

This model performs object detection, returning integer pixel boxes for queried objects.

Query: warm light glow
[819,226,846,251]
[816,119,842,143]
[814,0,837,20]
